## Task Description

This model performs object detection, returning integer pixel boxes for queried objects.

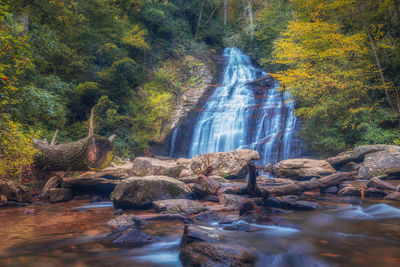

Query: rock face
[112,176,192,209]
[62,177,118,195]
[0,179,31,203]
[153,199,204,214]
[179,242,256,267]
[130,157,181,178]
[273,159,336,179]
[49,188,73,203]
[177,149,260,178]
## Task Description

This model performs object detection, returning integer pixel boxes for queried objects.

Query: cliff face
[150,49,224,157]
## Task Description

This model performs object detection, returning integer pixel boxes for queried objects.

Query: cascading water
[188,47,302,165]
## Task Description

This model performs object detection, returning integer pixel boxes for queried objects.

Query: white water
[189,47,300,165]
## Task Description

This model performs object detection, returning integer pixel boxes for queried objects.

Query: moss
[168,185,181,197]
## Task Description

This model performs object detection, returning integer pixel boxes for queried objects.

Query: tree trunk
[260,171,357,197]
[246,162,267,198]
[33,107,115,171]
[195,0,205,40]
[224,0,228,25]
[34,135,115,171]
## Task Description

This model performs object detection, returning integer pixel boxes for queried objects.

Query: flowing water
[188,47,302,165]
[1,199,400,266]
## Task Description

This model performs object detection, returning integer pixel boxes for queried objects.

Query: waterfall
[169,127,179,158]
[188,47,301,165]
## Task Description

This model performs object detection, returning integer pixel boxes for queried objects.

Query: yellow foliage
[0,116,40,181]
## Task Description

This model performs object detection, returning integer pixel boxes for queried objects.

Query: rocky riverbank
[1,145,400,266]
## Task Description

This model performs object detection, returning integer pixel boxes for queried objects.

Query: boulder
[358,146,400,179]
[218,183,247,195]
[180,224,219,247]
[337,187,361,197]
[264,197,320,210]
[0,179,31,203]
[177,149,260,178]
[62,177,118,195]
[179,242,256,267]
[49,188,73,203]
[273,159,336,179]
[384,192,400,201]
[193,176,220,196]
[327,145,398,168]
[104,227,159,247]
[364,187,387,197]
[105,215,147,230]
[130,157,180,178]
[153,199,204,214]
[366,178,396,191]
[40,176,63,200]
[239,199,256,216]
[219,194,249,209]
[324,186,339,194]
[112,176,192,209]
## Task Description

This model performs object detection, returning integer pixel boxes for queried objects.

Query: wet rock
[104,227,159,247]
[24,208,36,215]
[364,187,388,197]
[0,179,32,203]
[177,149,260,178]
[301,190,321,199]
[153,199,204,214]
[384,192,400,201]
[62,177,118,195]
[218,183,247,195]
[239,200,256,216]
[105,215,147,230]
[180,224,219,247]
[219,194,249,209]
[114,208,123,215]
[136,213,190,223]
[40,176,62,200]
[324,186,339,194]
[91,195,102,203]
[273,159,336,179]
[193,176,220,196]
[264,197,320,210]
[130,157,181,178]
[112,176,192,209]
[203,195,219,202]
[192,210,219,222]
[49,188,73,203]
[337,187,361,197]
[223,221,254,231]
[366,178,396,191]
[205,204,235,212]
[179,242,257,267]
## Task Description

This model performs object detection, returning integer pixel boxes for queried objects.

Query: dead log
[33,108,115,171]
[261,171,357,197]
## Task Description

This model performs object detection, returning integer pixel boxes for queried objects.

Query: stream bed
[1,198,400,267]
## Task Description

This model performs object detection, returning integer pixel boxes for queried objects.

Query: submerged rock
[153,199,204,214]
[0,179,32,203]
[273,159,336,179]
[112,176,192,209]
[177,149,260,178]
[179,242,256,267]
[49,188,73,203]
[130,157,181,178]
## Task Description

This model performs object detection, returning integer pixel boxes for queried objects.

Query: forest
[1,0,400,181]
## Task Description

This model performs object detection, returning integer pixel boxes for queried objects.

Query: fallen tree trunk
[33,108,115,171]
[261,171,357,197]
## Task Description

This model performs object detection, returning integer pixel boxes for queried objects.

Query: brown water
[0,198,400,267]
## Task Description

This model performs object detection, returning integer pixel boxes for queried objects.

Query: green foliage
[0,115,39,181]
